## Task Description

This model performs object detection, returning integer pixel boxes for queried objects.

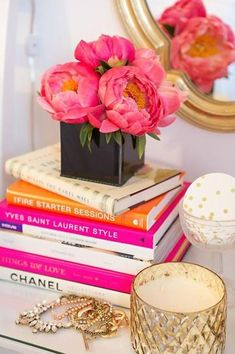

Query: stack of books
[0,144,190,308]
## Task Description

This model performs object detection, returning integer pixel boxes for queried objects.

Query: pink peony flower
[74,35,135,70]
[158,0,206,36]
[131,48,166,87]
[38,62,102,123]
[171,16,235,93]
[88,66,185,135]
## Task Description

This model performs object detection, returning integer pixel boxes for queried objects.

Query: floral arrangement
[38,35,185,158]
[158,0,235,93]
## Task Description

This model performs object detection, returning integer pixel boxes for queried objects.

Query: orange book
[6,180,182,231]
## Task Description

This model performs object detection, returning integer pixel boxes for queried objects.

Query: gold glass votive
[131,262,227,354]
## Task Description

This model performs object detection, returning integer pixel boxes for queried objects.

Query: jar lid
[183,173,235,221]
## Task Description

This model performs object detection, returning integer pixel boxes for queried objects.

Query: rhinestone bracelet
[15,294,129,350]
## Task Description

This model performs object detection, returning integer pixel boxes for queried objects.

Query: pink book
[0,234,190,294]
[0,184,188,248]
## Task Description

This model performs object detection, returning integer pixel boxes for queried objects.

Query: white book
[0,269,130,308]
[15,200,179,260]
[5,143,183,215]
[0,218,182,275]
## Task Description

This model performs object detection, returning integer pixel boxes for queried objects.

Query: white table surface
[0,246,234,354]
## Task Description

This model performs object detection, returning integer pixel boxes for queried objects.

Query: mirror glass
[147,0,235,101]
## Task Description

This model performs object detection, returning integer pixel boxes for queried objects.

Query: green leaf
[148,132,160,141]
[105,133,112,144]
[87,140,92,152]
[80,123,94,149]
[87,127,93,142]
[162,24,175,37]
[100,61,112,70]
[86,124,94,152]
[95,66,104,75]
[131,135,137,149]
[80,124,89,147]
[95,61,112,75]
[113,131,122,145]
[136,135,146,159]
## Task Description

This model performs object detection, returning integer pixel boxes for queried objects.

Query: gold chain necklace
[15,294,129,350]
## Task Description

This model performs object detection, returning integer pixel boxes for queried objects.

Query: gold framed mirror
[116,0,235,132]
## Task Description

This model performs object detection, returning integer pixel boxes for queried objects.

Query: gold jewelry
[15,294,129,350]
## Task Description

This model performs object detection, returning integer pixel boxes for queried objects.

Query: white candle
[137,276,220,312]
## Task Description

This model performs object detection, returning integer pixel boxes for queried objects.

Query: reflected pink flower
[38,62,102,123]
[171,16,235,93]
[158,0,206,36]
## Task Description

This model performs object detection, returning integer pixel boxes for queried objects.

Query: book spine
[0,246,133,293]
[7,223,155,260]
[165,236,190,262]
[0,236,189,307]
[0,230,151,275]
[6,188,147,231]
[5,145,184,215]
[0,201,158,248]
[5,149,115,214]
[0,186,187,248]
[0,267,130,308]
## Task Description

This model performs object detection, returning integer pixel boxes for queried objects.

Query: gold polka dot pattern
[183,173,235,221]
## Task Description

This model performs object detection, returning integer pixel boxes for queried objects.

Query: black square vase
[60,122,144,186]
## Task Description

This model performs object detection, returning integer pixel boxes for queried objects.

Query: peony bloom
[158,0,206,36]
[171,16,235,93]
[88,66,185,135]
[131,48,166,87]
[74,35,135,70]
[38,62,101,123]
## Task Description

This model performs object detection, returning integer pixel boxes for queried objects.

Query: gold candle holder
[131,262,227,354]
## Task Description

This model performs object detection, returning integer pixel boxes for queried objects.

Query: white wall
[1,0,235,196]
[0,0,34,195]
[0,0,9,196]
